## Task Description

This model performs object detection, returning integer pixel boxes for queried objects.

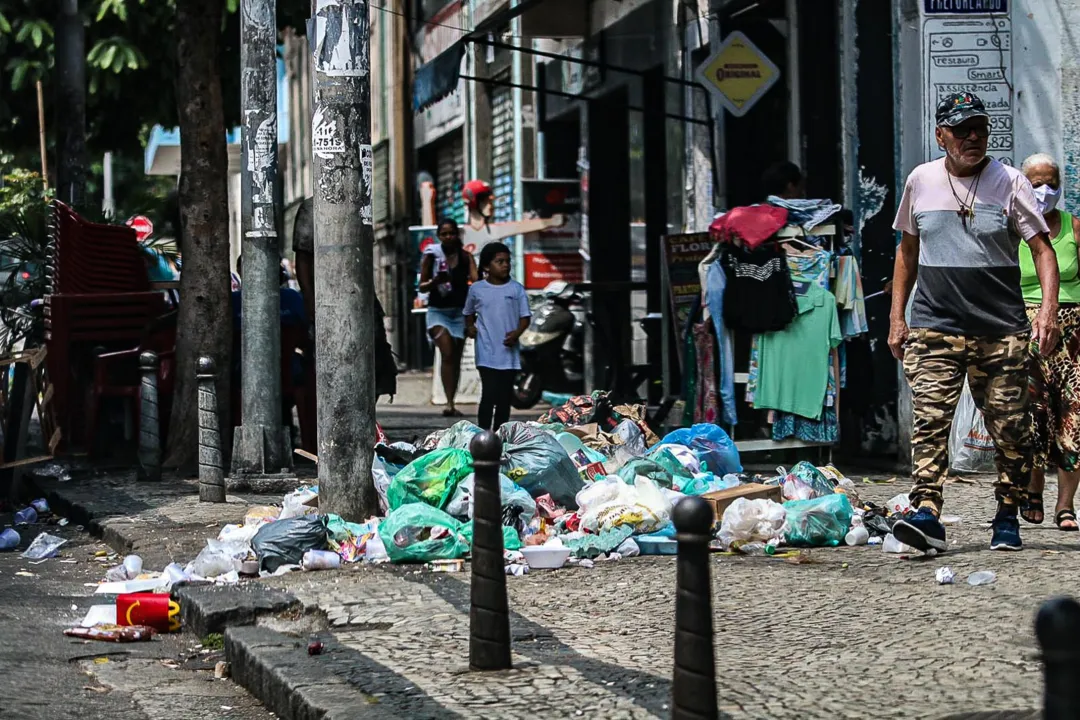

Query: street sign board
[924,0,1007,13]
[127,215,154,242]
[695,31,781,118]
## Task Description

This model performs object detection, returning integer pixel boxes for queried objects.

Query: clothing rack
[727,220,841,457]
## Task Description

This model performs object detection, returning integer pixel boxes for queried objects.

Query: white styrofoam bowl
[520,546,572,570]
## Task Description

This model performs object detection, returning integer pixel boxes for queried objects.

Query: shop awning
[412,0,552,112]
[413,41,465,112]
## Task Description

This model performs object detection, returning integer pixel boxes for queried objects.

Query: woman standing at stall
[420,218,478,417]
[1020,153,1080,530]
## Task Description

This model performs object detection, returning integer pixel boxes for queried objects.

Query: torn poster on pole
[314,0,370,77]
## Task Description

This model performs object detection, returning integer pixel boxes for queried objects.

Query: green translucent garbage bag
[645,448,695,480]
[461,522,523,552]
[378,504,471,563]
[622,459,678,492]
[386,448,473,511]
[783,493,853,547]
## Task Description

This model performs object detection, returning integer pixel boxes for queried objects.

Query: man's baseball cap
[935,92,990,127]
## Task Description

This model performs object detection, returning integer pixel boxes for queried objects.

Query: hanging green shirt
[754,284,843,420]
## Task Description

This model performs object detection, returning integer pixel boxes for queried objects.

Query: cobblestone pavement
[261,476,1070,719]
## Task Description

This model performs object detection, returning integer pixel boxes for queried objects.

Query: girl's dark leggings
[477,367,516,431]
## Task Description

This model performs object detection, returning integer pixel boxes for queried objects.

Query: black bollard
[137,351,162,482]
[1036,596,1080,718]
[197,357,226,503]
[468,430,511,671]
[671,496,718,720]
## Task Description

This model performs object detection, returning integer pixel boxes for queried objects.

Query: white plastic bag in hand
[948,380,995,474]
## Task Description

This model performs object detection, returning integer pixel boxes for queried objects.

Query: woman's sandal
[1056,508,1079,532]
[1021,492,1045,524]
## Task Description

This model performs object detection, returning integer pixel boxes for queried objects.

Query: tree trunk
[166,0,233,473]
[55,0,87,207]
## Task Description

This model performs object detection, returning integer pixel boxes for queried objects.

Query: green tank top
[1019,211,1080,304]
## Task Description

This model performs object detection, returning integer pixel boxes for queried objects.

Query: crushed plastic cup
[13,507,37,525]
[940,514,962,526]
[967,570,996,586]
[882,533,918,554]
[123,555,143,578]
[935,566,955,585]
[29,498,49,515]
[302,550,342,571]
[844,525,869,546]
[0,527,19,551]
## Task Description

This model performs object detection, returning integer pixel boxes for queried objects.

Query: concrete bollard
[671,496,718,720]
[1036,596,1080,718]
[468,430,511,671]
[136,351,162,482]
[197,356,226,503]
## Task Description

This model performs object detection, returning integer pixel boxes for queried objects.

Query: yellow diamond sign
[696,31,781,118]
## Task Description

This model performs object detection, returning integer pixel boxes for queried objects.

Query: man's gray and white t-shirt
[893,158,1049,336]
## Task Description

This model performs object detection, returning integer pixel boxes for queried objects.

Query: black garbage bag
[252,515,329,573]
[497,421,584,509]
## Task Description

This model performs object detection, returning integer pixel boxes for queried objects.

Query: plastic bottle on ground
[13,507,37,525]
[967,570,996,586]
[0,527,19,550]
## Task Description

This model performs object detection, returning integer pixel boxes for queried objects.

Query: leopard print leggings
[1027,304,1080,471]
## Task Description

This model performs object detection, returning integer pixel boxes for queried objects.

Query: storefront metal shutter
[436,132,465,225]
[490,79,514,223]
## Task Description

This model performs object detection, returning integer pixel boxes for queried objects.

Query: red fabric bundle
[709,205,789,249]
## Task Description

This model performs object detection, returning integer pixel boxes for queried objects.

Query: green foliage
[0,0,311,159]
[0,163,52,354]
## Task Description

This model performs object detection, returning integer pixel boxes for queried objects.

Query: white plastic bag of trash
[717,498,786,550]
[187,539,252,579]
[279,487,319,520]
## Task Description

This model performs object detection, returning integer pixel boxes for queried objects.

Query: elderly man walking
[889,92,1061,553]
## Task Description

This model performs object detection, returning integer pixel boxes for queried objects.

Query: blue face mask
[1034,184,1062,215]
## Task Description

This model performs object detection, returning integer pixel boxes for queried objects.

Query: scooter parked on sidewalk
[511,281,585,409]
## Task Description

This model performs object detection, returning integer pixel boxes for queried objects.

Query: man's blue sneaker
[990,511,1023,551]
[892,508,947,553]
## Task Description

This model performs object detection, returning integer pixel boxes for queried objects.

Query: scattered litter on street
[21,532,67,560]
[936,567,955,585]
[968,570,997,586]
[63,624,155,643]
[0,528,20,551]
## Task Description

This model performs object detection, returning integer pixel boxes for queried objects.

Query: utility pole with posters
[232,0,290,476]
[55,0,87,206]
[310,0,378,520]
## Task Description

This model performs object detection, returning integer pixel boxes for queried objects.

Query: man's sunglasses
[948,124,990,139]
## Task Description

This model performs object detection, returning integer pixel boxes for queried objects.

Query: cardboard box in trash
[702,484,783,522]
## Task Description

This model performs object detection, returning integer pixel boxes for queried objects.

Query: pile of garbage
[10,393,933,596]
[162,391,934,575]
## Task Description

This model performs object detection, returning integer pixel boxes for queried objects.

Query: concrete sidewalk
[26,454,1062,719]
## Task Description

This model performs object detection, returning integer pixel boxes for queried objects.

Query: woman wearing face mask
[1019,153,1080,530]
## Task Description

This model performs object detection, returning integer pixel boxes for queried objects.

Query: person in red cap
[460,179,566,258]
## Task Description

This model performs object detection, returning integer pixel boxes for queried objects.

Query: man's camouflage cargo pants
[903,329,1031,515]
